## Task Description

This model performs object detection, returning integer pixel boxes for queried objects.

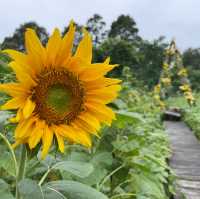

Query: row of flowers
[153,40,195,108]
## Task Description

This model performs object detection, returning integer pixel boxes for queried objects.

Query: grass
[167,94,200,139]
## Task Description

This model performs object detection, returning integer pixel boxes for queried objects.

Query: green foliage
[86,14,107,46]
[43,180,108,199]
[108,15,139,42]
[93,38,138,76]
[0,14,175,199]
[183,48,200,91]
[108,81,173,199]
[0,74,173,198]
[0,53,14,83]
[1,22,48,51]
[94,37,167,89]
[53,161,94,178]
[187,68,200,90]
[184,106,200,139]
[136,37,167,88]
[0,151,16,176]
[19,179,43,199]
[1,14,169,89]
[167,94,200,138]
[183,48,200,70]
[0,179,14,199]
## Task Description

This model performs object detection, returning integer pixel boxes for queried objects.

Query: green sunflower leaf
[43,180,108,199]
[18,179,44,199]
[0,179,14,199]
[53,161,94,178]
[115,110,144,128]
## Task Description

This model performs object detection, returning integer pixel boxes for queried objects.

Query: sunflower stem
[16,144,27,199]
[0,132,19,198]
[98,164,124,191]
[38,167,51,186]
[110,193,136,199]
[0,132,18,176]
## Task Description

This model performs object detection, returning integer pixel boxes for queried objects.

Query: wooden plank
[165,121,200,199]
[165,111,181,117]
[163,111,181,121]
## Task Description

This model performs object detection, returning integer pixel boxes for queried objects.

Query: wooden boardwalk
[165,121,200,199]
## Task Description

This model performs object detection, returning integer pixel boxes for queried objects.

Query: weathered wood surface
[163,110,181,121]
[165,121,200,199]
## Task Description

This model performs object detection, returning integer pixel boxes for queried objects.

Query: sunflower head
[179,84,190,92]
[178,68,187,77]
[161,77,171,86]
[0,21,121,159]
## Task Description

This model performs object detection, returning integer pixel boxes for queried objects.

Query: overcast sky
[0,0,199,50]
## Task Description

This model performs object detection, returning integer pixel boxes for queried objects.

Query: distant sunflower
[0,21,121,159]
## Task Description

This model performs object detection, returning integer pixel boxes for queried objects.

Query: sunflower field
[0,14,199,199]
[0,63,173,199]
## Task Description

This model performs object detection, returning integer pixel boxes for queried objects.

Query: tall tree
[108,15,139,42]
[86,14,107,46]
[183,48,200,70]
[93,38,138,76]
[1,22,48,51]
[183,48,200,90]
[136,37,167,88]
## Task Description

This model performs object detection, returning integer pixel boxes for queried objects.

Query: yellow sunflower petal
[28,120,45,149]
[55,132,65,153]
[74,29,92,64]
[12,139,27,149]
[15,117,35,139]
[87,84,121,94]
[87,109,112,126]
[9,109,23,123]
[79,64,118,81]
[0,83,28,97]
[104,57,110,64]
[86,85,121,104]
[71,124,92,147]
[0,22,121,157]
[1,97,25,110]
[74,119,99,136]
[9,61,36,86]
[85,102,116,121]
[25,28,46,72]
[12,140,22,149]
[65,56,86,73]
[46,28,62,67]
[55,124,91,147]
[41,125,53,159]
[23,98,36,119]
[54,125,80,143]
[56,21,75,66]
[78,112,100,132]
[2,49,35,76]
[86,94,118,105]
[84,78,122,90]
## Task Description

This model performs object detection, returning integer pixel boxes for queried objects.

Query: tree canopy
[1,14,199,91]
[109,14,140,42]
[86,14,107,46]
[1,22,48,51]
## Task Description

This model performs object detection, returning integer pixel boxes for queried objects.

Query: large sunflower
[0,22,121,159]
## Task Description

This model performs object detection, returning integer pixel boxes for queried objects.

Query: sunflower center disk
[32,68,85,125]
[46,84,72,114]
